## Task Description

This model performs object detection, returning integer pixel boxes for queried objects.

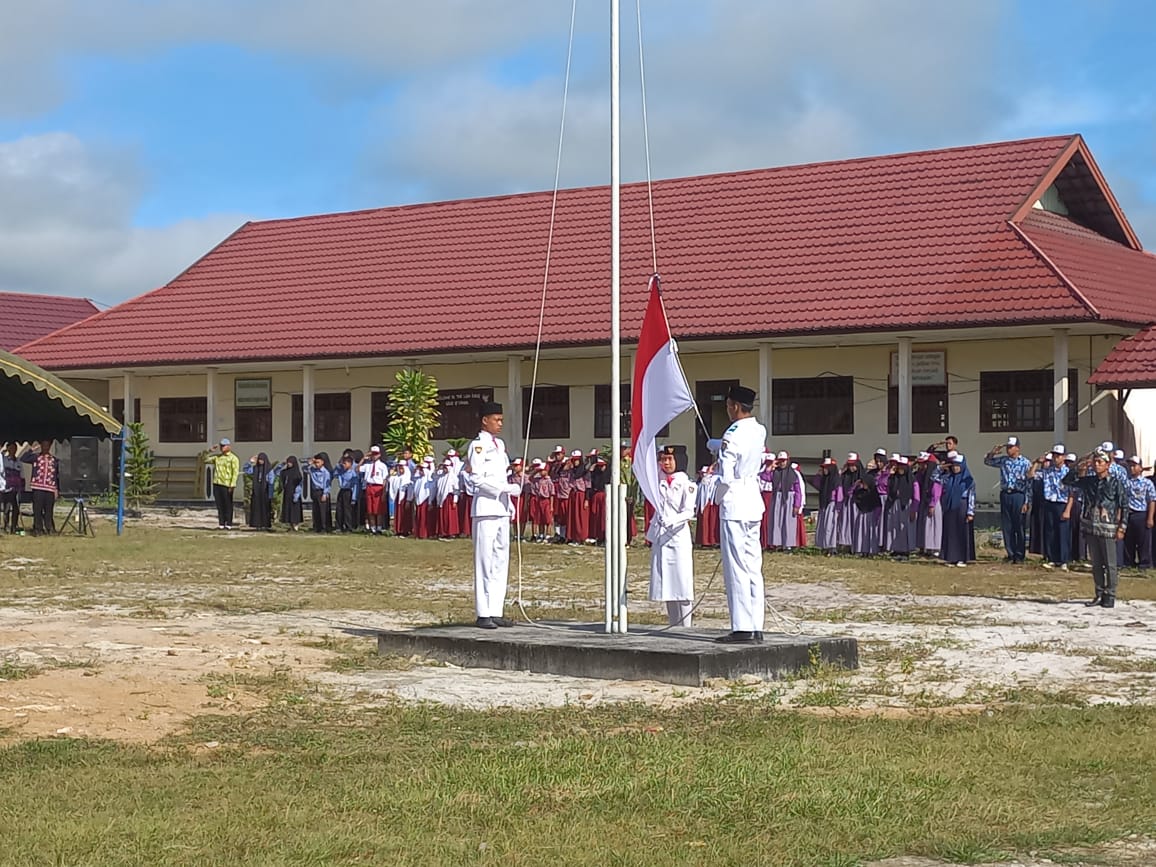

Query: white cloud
[0,132,244,304]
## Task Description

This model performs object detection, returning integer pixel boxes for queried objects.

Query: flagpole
[606,0,626,634]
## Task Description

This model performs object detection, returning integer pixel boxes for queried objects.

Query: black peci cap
[480,401,503,417]
[659,445,677,456]
[727,385,756,404]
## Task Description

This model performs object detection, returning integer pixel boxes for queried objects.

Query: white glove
[504,483,522,496]
[706,438,723,452]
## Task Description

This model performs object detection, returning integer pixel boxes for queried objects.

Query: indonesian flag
[630,275,696,509]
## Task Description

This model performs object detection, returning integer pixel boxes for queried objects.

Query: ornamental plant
[383,368,440,461]
[123,421,157,509]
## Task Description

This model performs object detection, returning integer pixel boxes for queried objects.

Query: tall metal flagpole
[606,0,627,633]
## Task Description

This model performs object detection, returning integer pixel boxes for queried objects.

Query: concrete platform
[376,622,858,687]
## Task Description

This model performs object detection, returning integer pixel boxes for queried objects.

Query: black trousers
[31,489,55,535]
[335,489,355,532]
[1,489,19,532]
[311,493,332,532]
[1123,510,1152,568]
[213,483,234,527]
[999,491,1027,560]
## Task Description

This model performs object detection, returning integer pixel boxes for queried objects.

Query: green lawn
[1,699,1154,866]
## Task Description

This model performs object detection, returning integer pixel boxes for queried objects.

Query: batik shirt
[984,454,1031,493]
[1123,476,1156,512]
[1035,464,1070,504]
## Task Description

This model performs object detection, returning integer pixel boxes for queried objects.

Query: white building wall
[102,334,1126,504]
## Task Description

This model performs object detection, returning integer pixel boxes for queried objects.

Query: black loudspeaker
[71,437,99,483]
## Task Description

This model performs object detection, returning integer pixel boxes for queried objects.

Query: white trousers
[473,516,510,618]
[665,600,693,627]
[720,519,764,632]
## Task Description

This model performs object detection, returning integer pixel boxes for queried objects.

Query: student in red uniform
[435,458,460,538]
[588,455,609,544]
[528,459,554,542]
[552,450,571,542]
[22,441,59,536]
[508,458,528,541]
[566,449,592,544]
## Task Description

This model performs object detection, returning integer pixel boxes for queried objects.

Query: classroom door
[695,379,739,472]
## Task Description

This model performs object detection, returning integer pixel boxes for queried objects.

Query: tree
[383,368,440,460]
[123,422,157,509]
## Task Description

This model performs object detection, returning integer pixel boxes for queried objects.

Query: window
[291,393,352,442]
[370,391,391,446]
[980,369,1079,433]
[595,384,667,439]
[888,385,949,434]
[771,377,854,436]
[432,389,494,440]
[158,397,207,443]
[523,385,569,440]
[235,407,273,442]
[112,398,141,425]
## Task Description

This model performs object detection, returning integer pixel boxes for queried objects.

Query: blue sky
[1,0,1153,306]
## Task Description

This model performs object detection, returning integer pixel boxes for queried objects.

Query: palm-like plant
[383,368,440,460]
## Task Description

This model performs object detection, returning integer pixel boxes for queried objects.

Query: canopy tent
[1090,325,1156,468]
[2,349,126,534]
[0,348,119,442]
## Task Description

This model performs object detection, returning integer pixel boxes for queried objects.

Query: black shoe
[491,616,516,628]
[714,631,756,644]
[1101,596,1116,609]
[475,617,498,629]
[752,631,764,643]
[1084,594,1103,608]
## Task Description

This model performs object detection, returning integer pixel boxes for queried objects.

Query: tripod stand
[59,480,96,537]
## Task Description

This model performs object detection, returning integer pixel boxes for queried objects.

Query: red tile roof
[0,292,99,352]
[16,134,1156,370]
[1090,325,1156,388]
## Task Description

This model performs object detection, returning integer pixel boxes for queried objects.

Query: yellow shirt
[208,451,240,488]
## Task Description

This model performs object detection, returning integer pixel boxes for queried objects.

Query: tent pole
[117,425,127,535]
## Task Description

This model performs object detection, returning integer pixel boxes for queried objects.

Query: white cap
[446,449,458,457]
[952,454,965,464]
[1113,449,1125,459]
[442,458,452,466]
[847,452,859,461]
[874,448,887,456]
[889,452,900,462]
[1100,441,1114,452]
[1007,436,1020,447]
[570,449,582,458]
[370,445,381,453]
[1052,444,1065,454]
[917,451,930,461]
[531,458,544,467]
[776,450,789,460]
[553,445,565,453]
[822,457,837,466]
[896,456,910,465]
[1066,453,1077,461]
[1128,455,1143,464]
[946,450,959,460]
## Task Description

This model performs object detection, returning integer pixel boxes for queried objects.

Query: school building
[16,134,1156,499]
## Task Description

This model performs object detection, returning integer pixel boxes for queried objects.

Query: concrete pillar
[758,342,773,432]
[206,367,218,448]
[302,364,315,459]
[898,337,913,455]
[1053,328,1069,448]
[122,371,134,425]
[507,355,523,458]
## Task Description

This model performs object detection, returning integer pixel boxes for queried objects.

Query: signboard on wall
[889,351,946,387]
[235,378,272,408]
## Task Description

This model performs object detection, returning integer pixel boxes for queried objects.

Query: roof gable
[23,134,1155,371]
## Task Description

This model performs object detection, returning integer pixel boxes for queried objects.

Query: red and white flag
[630,275,696,509]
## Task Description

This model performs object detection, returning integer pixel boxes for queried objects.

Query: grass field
[1,520,1155,865]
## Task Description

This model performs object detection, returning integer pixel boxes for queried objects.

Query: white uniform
[647,471,696,626]
[466,430,519,619]
[714,415,768,633]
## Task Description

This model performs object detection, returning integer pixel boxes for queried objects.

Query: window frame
[770,376,854,436]
[158,397,207,443]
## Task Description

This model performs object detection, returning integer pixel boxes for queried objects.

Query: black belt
[1002,489,1026,495]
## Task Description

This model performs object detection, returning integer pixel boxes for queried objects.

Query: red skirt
[761,490,773,548]
[589,490,607,542]
[395,497,412,535]
[458,494,472,538]
[364,484,385,517]
[696,503,720,546]
[437,499,460,537]
[796,512,807,548]
[568,489,590,542]
[413,502,431,539]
